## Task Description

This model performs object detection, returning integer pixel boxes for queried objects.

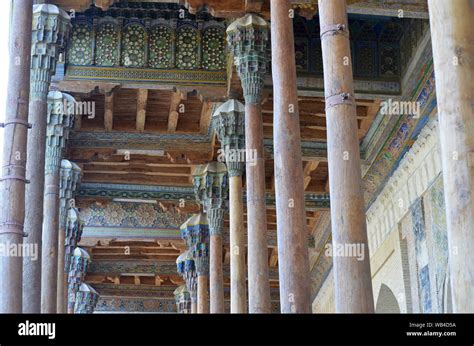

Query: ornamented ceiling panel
[64,3,227,86]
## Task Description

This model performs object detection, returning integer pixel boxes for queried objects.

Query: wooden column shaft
[56,229,67,313]
[0,0,33,313]
[229,175,247,313]
[197,275,209,313]
[41,173,61,313]
[23,100,47,313]
[318,0,374,313]
[209,234,225,313]
[245,103,271,313]
[270,0,311,313]
[428,0,474,312]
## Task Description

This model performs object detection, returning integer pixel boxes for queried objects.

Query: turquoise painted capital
[227,14,269,104]
[192,162,229,236]
[45,91,75,175]
[67,247,90,312]
[213,99,246,177]
[59,160,81,230]
[31,4,70,101]
[174,285,192,313]
[176,250,198,295]
[74,283,99,314]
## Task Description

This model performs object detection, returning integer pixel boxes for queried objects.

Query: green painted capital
[31,4,71,101]
[192,242,209,276]
[59,159,82,230]
[173,285,192,313]
[64,207,84,273]
[180,213,209,248]
[213,99,246,177]
[67,247,90,312]
[207,208,225,236]
[176,250,198,295]
[74,283,99,314]
[192,162,229,210]
[227,14,269,104]
[45,91,76,175]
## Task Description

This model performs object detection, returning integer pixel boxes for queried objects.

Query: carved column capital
[74,283,99,314]
[176,250,198,296]
[31,4,70,101]
[192,242,210,277]
[64,208,84,273]
[213,99,246,177]
[192,162,229,236]
[45,91,76,176]
[180,213,210,277]
[227,14,269,104]
[174,285,192,313]
[59,160,82,230]
[180,213,210,248]
[67,247,90,313]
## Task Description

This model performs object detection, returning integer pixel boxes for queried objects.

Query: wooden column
[23,4,69,313]
[41,91,75,313]
[197,275,208,313]
[227,14,271,313]
[209,231,224,312]
[191,293,197,314]
[229,176,246,312]
[193,163,228,313]
[180,213,209,314]
[270,0,311,313]
[213,100,247,313]
[318,0,374,313]
[428,0,474,312]
[0,0,33,313]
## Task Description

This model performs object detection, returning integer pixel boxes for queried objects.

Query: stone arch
[375,284,400,313]
[442,271,453,313]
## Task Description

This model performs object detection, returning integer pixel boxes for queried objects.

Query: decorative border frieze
[77,183,331,209]
[65,66,227,86]
[81,226,181,239]
[366,118,442,255]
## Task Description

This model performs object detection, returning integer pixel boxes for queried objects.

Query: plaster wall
[313,119,451,313]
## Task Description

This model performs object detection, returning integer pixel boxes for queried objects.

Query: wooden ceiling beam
[82,172,192,186]
[359,100,381,137]
[269,247,278,268]
[245,0,263,12]
[104,92,114,132]
[168,91,187,133]
[199,101,213,134]
[68,147,211,164]
[324,178,330,193]
[82,163,191,176]
[136,89,148,133]
[303,160,319,191]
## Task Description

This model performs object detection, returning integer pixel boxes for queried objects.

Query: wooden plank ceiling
[71,87,378,297]
[69,88,379,192]
[54,0,428,19]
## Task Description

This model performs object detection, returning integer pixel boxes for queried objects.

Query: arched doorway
[375,284,401,313]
